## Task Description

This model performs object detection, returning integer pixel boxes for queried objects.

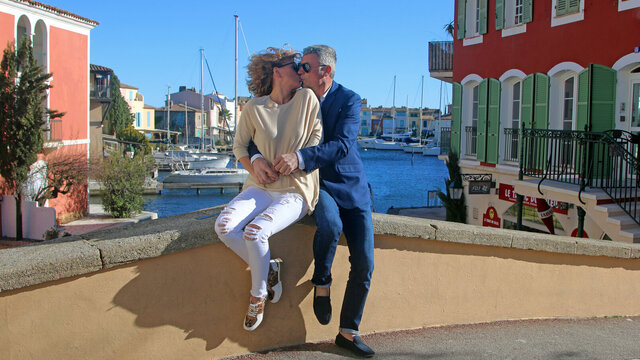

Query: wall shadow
[111,223,316,353]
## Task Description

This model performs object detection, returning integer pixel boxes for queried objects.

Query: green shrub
[116,125,152,155]
[98,151,155,218]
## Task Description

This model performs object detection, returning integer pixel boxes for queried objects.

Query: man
[250,45,375,357]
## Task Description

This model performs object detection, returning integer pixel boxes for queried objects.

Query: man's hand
[274,153,299,176]
[252,157,279,184]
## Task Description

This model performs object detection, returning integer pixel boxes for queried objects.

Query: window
[619,0,640,11]
[496,0,531,36]
[147,112,151,127]
[556,0,580,16]
[512,82,521,129]
[136,112,141,127]
[129,91,133,101]
[552,0,584,27]
[472,85,479,129]
[458,0,487,43]
[514,0,523,24]
[562,77,575,130]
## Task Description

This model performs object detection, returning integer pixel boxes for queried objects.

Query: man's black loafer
[313,286,331,325]
[335,333,375,358]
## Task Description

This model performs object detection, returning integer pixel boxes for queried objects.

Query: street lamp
[449,181,464,200]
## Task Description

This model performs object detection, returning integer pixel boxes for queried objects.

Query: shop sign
[498,184,568,215]
[469,181,492,194]
[482,206,501,228]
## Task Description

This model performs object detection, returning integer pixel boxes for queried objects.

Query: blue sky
[47,0,454,109]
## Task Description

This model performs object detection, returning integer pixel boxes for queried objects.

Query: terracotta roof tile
[11,0,99,26]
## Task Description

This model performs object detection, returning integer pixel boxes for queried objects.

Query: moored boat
[162,167,249,184]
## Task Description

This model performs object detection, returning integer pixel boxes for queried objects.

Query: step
[618,227,640,243]
[606,215,639,230]
[592,203,626,217]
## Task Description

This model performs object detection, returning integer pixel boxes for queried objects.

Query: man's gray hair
[303,45,336,79]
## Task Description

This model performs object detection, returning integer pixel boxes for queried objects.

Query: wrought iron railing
[521,128,640,225]
[428,41,453,73]
[503,127,519,162]
[440,127,451,155]
[465,126,477,157]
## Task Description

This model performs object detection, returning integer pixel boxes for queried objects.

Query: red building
[439,0,640,242]
[1,0,98,222]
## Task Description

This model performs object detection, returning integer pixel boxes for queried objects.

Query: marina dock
[159,182,243,194]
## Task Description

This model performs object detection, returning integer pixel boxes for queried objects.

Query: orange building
[0,0,98,222]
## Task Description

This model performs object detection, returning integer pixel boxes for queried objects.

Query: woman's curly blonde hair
[246,46,300,97]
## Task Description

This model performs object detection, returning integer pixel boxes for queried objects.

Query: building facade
[443,0,640,242]
[0,0,97,222]
[120,83,155,131]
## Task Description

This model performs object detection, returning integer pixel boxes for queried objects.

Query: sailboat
[422,80,443,156]
[162,18,247,185]
[373,76,404,150]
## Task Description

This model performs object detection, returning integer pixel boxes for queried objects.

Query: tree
[437,151,467,223]
[104,74,133,135]
[98,150,155,218]
[28,153,88,207]
[116,124,152,155]
[0,39,64,240]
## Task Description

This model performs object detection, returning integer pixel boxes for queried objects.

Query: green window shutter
[495,0,505,30]
[577,68,590,132]
[523,0,533,23]
[479,0,488,34]
[477,79,489,162]
[457,0,466,39]
[486,78,501,164]
[567,0,580,14]
[589,64,616,132]
[556,0,567,16]
[534,73,550,130]
[521,74,534,128]
[452,82,463,155]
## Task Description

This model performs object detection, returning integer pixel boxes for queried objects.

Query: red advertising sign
[482,206,501,228]
[498,184,568,215]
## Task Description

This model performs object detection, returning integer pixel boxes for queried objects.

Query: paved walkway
[226,317,640,360]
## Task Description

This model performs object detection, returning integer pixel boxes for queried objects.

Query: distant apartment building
[168,86,237,145]
[360,105,441,137]
[438,0,640,242]
[89,64,113,162]
[0,0,97,222]
[155,103,205,146]
[120,83,155,131]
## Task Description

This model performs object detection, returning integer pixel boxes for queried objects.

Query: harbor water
[142,149,448,218]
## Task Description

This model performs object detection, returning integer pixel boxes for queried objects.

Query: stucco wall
[1,209,639,359]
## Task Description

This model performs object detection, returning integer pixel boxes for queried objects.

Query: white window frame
[561,76,576,130]
[619,0,640,11]
[551,0,585,27]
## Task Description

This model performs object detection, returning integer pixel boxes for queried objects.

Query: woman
[214,47,322,331]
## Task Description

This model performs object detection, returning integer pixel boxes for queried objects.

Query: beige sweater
[233,88,322,213]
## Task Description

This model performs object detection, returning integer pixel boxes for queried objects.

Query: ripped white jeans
[214,186,307,298]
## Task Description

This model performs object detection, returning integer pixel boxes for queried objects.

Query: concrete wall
[1,208,639,359]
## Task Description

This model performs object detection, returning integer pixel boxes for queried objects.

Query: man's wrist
[250,154,264,164]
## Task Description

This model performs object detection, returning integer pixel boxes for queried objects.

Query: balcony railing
[91,84,110,99]
[503,128,519,162]
[521,128,640,225]
[428,41,453,73]
[440,127,451,155]
[465,126,477,157]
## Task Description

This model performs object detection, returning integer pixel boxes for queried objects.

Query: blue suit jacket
[248,81,369,210]
[299,81,370,210]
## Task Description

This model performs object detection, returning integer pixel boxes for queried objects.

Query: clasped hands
[252,153,298,185]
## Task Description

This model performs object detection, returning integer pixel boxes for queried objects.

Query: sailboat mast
[420,75,424,146]
[185,101,188,147]
[438,80,443,145]
[234,15,238,141]
[392,75,396,141]
[200,48,205,151]
[167,85,171,146]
